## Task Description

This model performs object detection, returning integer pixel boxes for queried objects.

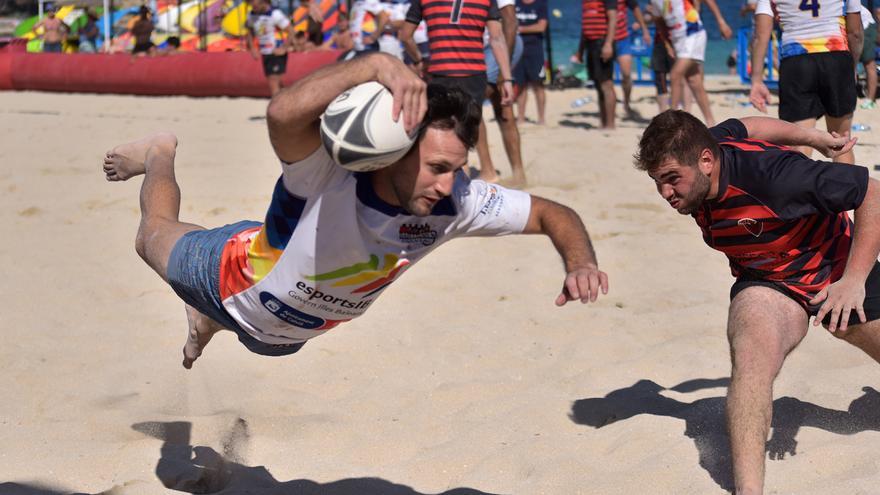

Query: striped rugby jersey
[697,119,869,306]
[406,0,501,76]
[756,0,861,59]
[581,0,640,41]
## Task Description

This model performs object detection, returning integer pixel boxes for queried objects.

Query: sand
[1,78,879,494]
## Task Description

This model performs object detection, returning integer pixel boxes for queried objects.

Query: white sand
[1,78,879,494]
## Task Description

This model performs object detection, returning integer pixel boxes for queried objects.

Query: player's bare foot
[103,132,177,182]
[182,304,222,369]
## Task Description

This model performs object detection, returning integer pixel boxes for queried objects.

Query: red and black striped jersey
[406,0,501,76]
[696,119,869,306]
[581,0,633,41]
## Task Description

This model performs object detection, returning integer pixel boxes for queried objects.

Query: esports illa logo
[737,218,763,237]
[306,254,411,298]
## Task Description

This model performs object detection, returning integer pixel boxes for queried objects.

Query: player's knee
[134,220,159,262]
[729,338,785,378]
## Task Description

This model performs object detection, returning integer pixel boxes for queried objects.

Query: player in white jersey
[246,0,295,96]
[350,0,390,54]
[750,0,862,164]
[101,52,608,369]
[650,0,732,126]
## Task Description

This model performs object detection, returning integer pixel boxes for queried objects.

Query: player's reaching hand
[810,276,867,334]
[813,131,857,160]
[378,56,427,134]
[749,81,771,113]
[556,264,609,306]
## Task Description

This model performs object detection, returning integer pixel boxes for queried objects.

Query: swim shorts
[261,53,288,76]
[730,262,880,326]
[487,34,524,85]
[672,30,706,62]
[584,38,615,84]
[430,74,488,115]
[513,38,544,85]
[167,220,306,357]
[778,51,857,122]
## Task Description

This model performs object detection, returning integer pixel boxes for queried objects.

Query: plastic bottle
[571,96,592,108]
[852,123,872,132]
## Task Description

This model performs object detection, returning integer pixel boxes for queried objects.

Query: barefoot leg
[104,132,176,181]
[183,304,224,369]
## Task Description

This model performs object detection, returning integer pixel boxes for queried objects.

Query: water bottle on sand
[852,123,872,132]
[571,96,592,108]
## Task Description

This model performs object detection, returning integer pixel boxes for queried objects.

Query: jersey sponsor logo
[737,218,764,237]
[305,253,411,296]
[260,291,327,329]
[479,185,504,216]
[399,223,438,246]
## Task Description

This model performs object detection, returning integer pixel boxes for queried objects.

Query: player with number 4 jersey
[750,0,863,164]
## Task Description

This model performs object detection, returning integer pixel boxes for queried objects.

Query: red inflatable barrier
[0,48,342,97]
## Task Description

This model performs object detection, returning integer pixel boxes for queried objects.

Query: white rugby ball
[320,81,416,172]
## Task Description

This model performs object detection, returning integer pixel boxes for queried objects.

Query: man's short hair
[634,110,720,173]
[418,84,481,150]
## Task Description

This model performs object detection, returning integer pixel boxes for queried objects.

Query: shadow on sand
[1,420,503,495]
[569,378,880,492]
[131,420,502,495]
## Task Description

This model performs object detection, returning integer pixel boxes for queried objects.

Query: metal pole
[103,0,110,50]
[109,0,115,46]
[38,0,44,19]
[199,0,207,50]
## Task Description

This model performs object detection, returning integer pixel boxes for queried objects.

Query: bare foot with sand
[183,304,222,369]
[103,132,177,181]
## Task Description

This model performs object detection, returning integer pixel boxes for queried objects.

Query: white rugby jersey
[218,146,532,344]
[246,8,290,55]
[755,0,860,58]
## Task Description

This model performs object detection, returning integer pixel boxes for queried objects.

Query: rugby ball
[320,81,416,172]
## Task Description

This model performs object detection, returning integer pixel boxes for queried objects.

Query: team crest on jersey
[399,223,437,246]
[738,218,763,237]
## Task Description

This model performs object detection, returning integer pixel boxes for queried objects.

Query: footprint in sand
[18,206,42,217]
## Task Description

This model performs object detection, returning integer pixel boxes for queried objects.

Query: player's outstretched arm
[739,116,857,159]
[266,53,426,163]
[749,12,773,113]
[811,179,880,333]
[521,196,609,306]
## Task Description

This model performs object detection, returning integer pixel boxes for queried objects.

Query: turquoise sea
[547,0,745,76]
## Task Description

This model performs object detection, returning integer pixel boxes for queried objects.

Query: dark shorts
[514,41,545,85]
[778,51,856,122]
[429,74,488,115]
[730,262,880,327]
[42,41,63,53]
[167,220,306,357]
[261,53,288,76]
[132,41,154,54]
[862,23,878,66]
[584,38,615,83]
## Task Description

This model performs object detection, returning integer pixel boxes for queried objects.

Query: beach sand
[1,77,879,494]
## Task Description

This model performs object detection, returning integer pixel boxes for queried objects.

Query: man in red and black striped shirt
[400,0,514,114]
[580,0,619,129]
[636,109,880,494]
